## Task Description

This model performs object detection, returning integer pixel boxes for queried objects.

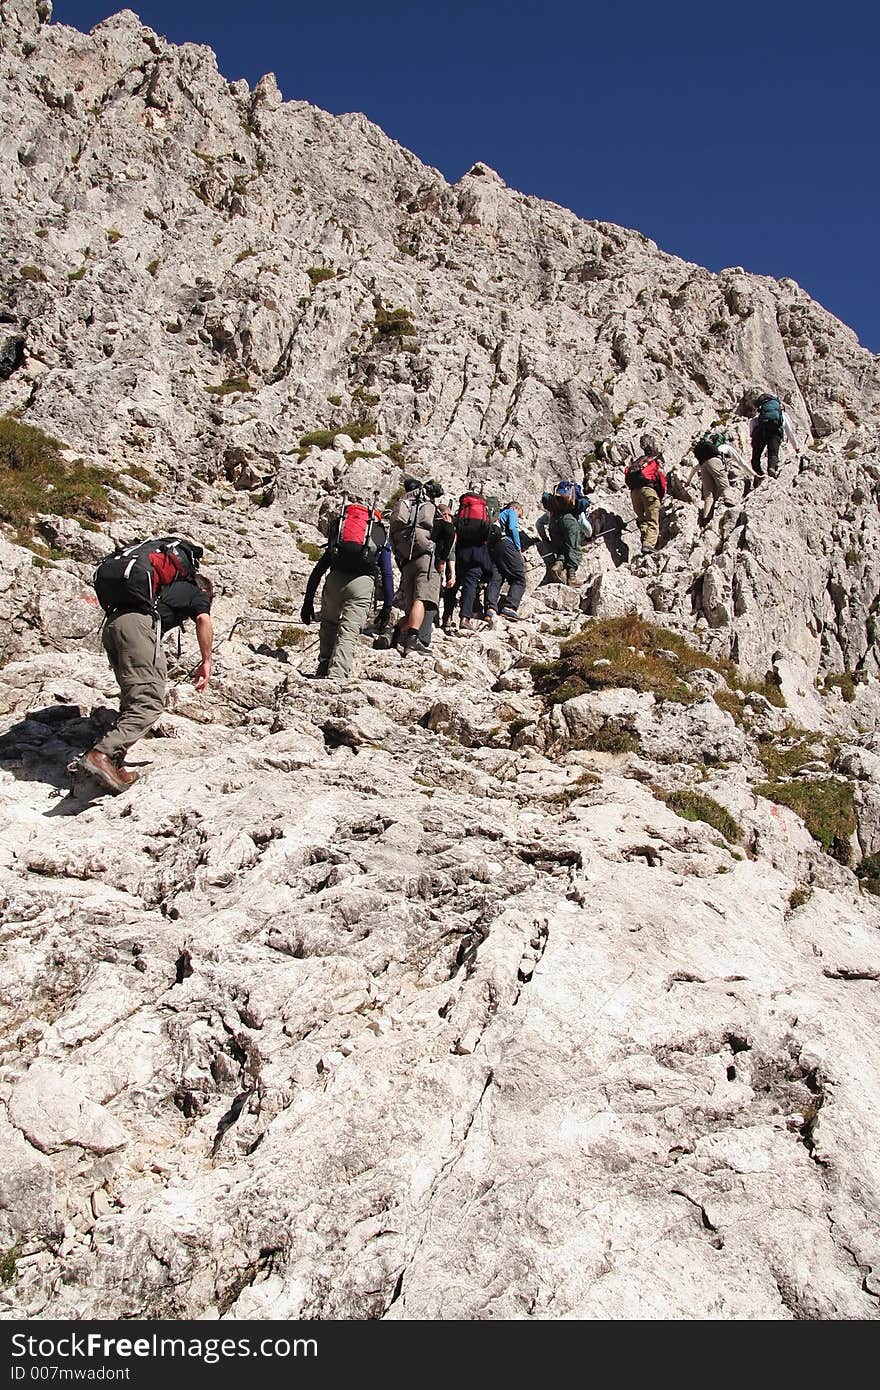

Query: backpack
[390,489,436,562]
[625,456,667,497]
[328,498,387,573]
[455,493,490,544]
[93,536,201,617]
[693,429,729,463]
[756,396,783,430]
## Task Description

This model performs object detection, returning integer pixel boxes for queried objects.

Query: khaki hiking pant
[319,569,374,678]
[94,611,166,760]
[630,485,661,551]
[700,456,735,525]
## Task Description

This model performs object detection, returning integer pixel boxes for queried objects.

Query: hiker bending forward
[624,454,667,553]
[83,540,213,794]
[301,502,394,678]
[388,479,449,656]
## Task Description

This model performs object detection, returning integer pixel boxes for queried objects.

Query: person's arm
[193,612,213,691]
[536,512,550,545]
[301,551,330,622]
[783,414,800,451]
[720,444,749,474]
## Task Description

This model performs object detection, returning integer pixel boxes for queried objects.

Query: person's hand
[300,601,314,625]
[193,657,212,692]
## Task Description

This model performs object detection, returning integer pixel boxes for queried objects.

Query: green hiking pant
[549,512,582,571]
[94,611,166,760]
[318,569,374,677]
[630,485,661,550]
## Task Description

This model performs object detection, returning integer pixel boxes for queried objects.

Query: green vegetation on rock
[654,786,742,844]
[0,417,114,541]
[531,614,785,710]
[755,777,856,863]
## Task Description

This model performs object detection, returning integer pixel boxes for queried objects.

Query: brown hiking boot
[565,569,581,587]
[114,763,139,788]
[81,750,137,795]
[547,560,566,584]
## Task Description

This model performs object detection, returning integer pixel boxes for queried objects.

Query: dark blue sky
[54,0,879,351]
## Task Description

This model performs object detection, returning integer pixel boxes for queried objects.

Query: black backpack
[693,429,729,463]
[93,536,201,617]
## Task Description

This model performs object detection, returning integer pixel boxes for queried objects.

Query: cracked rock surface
[1,0,880,1320]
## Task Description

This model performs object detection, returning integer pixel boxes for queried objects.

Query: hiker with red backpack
[301,493,393,677]
[624,451,667,553]
[82,536,213,794]
[453,491,495,630]
[747,393,801,486]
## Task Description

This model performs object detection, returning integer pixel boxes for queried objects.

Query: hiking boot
[547,561,566,584]
[484,609,497,627]
[459,617,479,631]
[113,762,139,788]
[499,606,523,621]
[400,627,422,656]
[565,569,581,587]
[81,749,137,795]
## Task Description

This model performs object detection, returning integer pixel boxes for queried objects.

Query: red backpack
[624,456,667,498]
[329,498,387,571]
[455,493,490,544]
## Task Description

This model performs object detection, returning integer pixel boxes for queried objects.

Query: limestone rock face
[1,8,880,1321]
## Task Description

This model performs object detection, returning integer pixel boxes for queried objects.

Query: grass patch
[68,264,87,282]
[275,625,309,649]
[583,728,641,755]
[327,394,342,407]
[235,247,256,264]
[552,770,602,806]
[307,266,336,287]
[0,417,114,540]
[0,1247,20,1287]
[106,227,122,244]
[146,258,159,277]
[296,538,323,562]
[823,671,863,703]
[373,305,418,343]
[654,786,742,843]
[205,376,252,396]
[120,463,160,498]
[755,728,825,780]
[20,265,46,282]
[299,419,374,450]
[788,886,812,911]
[531,614,785,710]
[755,777,856,863]
[856,853,880,896]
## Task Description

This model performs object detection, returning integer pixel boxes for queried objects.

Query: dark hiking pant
[750,423,781,479]
[457,545,493,619]
[486,537,526,612]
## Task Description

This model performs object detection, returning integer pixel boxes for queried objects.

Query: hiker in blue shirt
[498,503,523,551]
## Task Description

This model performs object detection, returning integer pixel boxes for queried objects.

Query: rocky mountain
[1,0,879,1320]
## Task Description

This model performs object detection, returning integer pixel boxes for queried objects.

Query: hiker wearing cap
[386,478,448,656]
[624,451,667,553]
[748,393,801,486]
[82,537,213,794]
[685,427,748,527]
[301,496,393,678]
[546,483,585,585]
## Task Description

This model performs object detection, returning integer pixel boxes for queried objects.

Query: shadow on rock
[0,703,114,808]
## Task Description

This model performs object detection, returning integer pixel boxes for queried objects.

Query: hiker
[453,491,494,630]
[485,521,527,620]
[546,482,586,584]
[685,427,748,527]
[748,393,801,485]
[300,495,393,678]
[624,452,667,553]
[497,501,523,551]
[386,477,448,655]
[82,536,213,794]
